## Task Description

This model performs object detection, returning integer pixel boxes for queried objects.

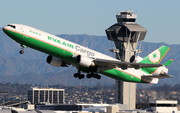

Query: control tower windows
[117,18,136,23]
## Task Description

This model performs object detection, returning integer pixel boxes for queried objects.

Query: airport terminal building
[28,87,64,104]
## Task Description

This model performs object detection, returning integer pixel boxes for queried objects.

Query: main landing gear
[87,72,101,80]
[74,71,101,80]
[74,70,85,79]
[19,45,25,54]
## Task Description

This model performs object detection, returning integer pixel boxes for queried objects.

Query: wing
[94,58,163,69]
[142,74,174,79]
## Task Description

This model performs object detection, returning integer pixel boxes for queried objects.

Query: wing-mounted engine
[76,55,95,67]
[46,55,67,67]
[130,55,143,63]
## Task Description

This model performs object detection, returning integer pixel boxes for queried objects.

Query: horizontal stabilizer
[164,59,173,66]
[142,74,174,79]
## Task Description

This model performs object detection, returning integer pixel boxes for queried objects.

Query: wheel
[94,74,98,78]
[78,75,82,79]
[20,50,24,54]
[81,74,85,79]
[74,73,78,78]
[90,73,94,78]
[97,75,101,80]
[86,74,92,78]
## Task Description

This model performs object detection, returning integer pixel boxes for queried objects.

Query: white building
[28,87,65,104]
[149,100,179,113]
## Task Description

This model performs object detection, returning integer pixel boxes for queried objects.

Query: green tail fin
[140,45,170,64]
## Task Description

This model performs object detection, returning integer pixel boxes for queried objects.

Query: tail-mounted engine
[150,66,168,76]
[76,55,95,67]
[46,55,67,67]
[130,55,143,63]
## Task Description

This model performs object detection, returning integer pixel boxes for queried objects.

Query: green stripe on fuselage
[5,29,74,62]
[101,69,147,83]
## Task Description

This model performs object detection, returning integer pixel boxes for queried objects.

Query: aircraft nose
[3,24,16,34]
[2,25,15,38]
[2,26,8,34]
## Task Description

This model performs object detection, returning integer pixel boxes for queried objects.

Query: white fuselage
[3,24,159,84]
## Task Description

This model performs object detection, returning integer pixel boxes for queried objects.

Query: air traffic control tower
[105,11,147,109]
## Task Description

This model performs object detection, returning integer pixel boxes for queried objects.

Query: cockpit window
[7,24,16,29]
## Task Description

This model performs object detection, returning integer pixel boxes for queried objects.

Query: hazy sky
[0,0,180,44]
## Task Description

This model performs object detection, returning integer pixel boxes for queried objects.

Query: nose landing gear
[19,45,25,54]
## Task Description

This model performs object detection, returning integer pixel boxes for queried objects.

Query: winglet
[164,59,173,66]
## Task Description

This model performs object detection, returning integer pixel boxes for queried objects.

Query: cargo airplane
[3,24,173,84]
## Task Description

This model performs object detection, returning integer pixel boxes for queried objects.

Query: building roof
[28,87,64,91]
[150,100,178,104]
[0,101,29,107]
[122,24,147,32]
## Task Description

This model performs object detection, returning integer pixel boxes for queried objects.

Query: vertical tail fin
[140,45,170,64]
[140,45,171,83]
[140,45,170,76]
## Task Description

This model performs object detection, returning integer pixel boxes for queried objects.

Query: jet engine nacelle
[152,68,162,75]
[76,55,95,67]
[130,55,143,63]
[152,67,168,75]
[46,55,66,67]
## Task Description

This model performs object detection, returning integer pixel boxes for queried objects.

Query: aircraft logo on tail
[148,49,161,63]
